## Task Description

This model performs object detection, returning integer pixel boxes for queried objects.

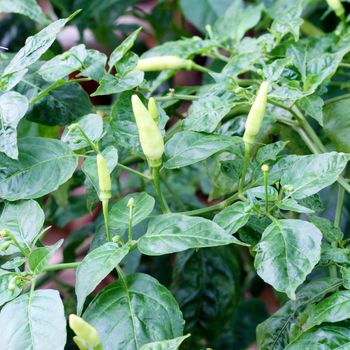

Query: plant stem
[151,166,170,213]
[324,93,350,105]
[155,94,199,102]
[191,62,211,73]
[179,192,239,216]
[43,262,80,272]
[117,163,151,180]
[128,206,133,242]
[74,125,100,153]
[240,143,252,193]
[263,169,269,213]
[102,199,111,241]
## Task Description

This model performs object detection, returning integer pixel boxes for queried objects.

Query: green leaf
[0,91,29,159]
[108,27,141,70]
[0,137,78,201]
[83,273,184,350]
[76,243,129,315]
[280,152,349,200]
[0,289,66,350]
[341,266,350,290]
[0,200,44,253]
[0,11,79,90]
[109,192,155,232]
[0,0,49,25]
[183,94,234,133]
[171,247,240,339]
[256,141,288,165]
[26,82,93,126]
[179,0,232,32]
[256,277,342,350]
[92,70,144,96]
[309,215,343,244]
[297,95,324,126]
[140,335,190,350]
[324,98,350,152]
[213,1,262,42]
[213,201,250,235]
[141,37,216,59]
[164,131,241,169]
[38,44,87,82]
[82,146,118,195]
[277,198,315,214]
[138,214,247,256]
[285,325,350,350]
[302,290,350,332]
[62,113,103,150]
[79,49,107,82]
[254,219,322,299]
[0,269,22,306]
[28,240,63,277]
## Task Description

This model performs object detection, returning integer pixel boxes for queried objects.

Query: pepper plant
[2,0,350,349]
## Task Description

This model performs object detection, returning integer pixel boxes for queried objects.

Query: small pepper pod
[131,95,164,167]
[69,314,103,350]
[136,56,193,72]
[327,0,345,18]
[96,153,111,201]
[243,81,269,145]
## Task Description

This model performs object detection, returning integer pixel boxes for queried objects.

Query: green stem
[43,262,80,272]
[240,143,252,193]
[128,206,133,242]
[191,62,211,73]
[5,231,30,256]
[75,125,99,153]
[263,169,269,213]
[30,78,90,105]
[179,192,239,216]
[339,62,350,69]
[324,93,350,105]
[117,163,151,180]
[102,200,111,241]
[155,94,199,102]
[151,166,170,213]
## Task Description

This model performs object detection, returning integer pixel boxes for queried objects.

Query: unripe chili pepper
[136,56,193,72]
[72,337,89,350]
[131,95,164,167]
[243,82,269,145]
[96,154,111,201]
[148,97,159,124]
[8,276,17,291]
[327,0,345,18]
[69,315,101,348]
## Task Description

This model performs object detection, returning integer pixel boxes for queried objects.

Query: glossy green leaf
[0,269,22,306]
[280,152,349,200]
[213,201,250,234]
[254,219,322,299]
[213,1,262,42]
[164,131,241,169]
[62,113,103,150]
[285,325,350,350]
[0,0,49,25]
[172,247,240,339]
[26,82,93,126]
[108,27,141,70]
[140,335,190,350]
[277,198,315,214]
[28,240,63,277]
[257,277,342,350]
[0,11,79,90]
[297,95,324,126]
[138,214,247,256]
[0,289,66,350]
[76,243,129,315]
[256,141,288,165]
[179,0,232,32]
[92,70,144,96]
[0,91,28,159]
[109,192,155,232]
[0,137,78,201]
[183,94,234,133]
[310,215,343,244]
[324,98,350,152]
[78,49,107,82]
[83,273,184,350]
[303,290,350,331]
[0,200,44,253]
[82,146,118,195]
[39,44,87,82]
[341,266,350,290]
